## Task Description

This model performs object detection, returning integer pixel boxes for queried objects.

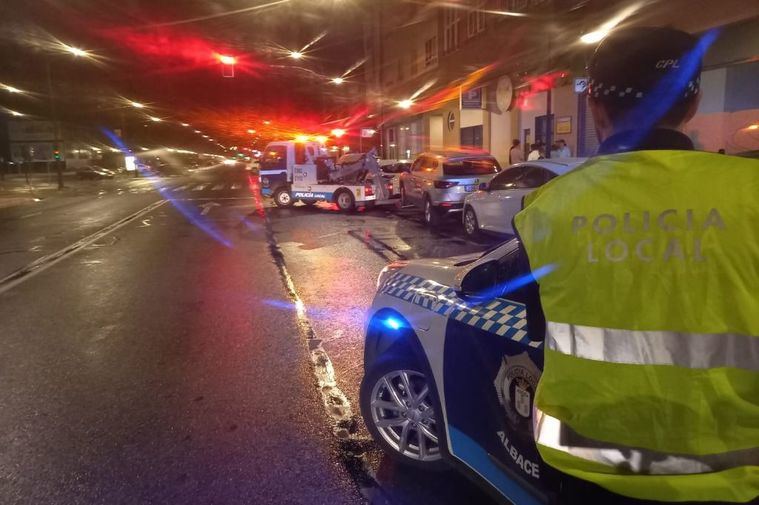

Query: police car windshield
[444,159,501,176]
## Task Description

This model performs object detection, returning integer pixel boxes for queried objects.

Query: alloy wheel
[370,369,441,462]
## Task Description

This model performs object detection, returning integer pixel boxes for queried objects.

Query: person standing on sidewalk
[509,139,524,164]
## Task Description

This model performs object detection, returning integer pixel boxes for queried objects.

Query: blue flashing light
[384,317,402,330]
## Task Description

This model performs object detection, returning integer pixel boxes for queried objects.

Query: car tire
[423,196,441,227]
[274,187,293,207]
[335,189,355,212]
[360,355,448,471]
[463,206,481,238]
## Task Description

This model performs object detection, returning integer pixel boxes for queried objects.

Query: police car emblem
[494,352,541,427]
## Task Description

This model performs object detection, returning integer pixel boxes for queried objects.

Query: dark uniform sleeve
[493,199,546,342]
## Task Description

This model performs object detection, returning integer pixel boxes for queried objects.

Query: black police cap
[587,27,702,103]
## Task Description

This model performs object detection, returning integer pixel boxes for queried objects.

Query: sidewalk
[0,172,85,209]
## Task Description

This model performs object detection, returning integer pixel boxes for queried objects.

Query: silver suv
[399,151,502,226]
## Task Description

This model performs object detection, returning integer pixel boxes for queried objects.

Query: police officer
[513,27,759,503]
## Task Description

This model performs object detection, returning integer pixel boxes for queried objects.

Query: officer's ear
[588,97,614,143]
[681,92,701,126]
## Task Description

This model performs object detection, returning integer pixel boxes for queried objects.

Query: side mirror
[459,260,499,299]
[478,182,489,191]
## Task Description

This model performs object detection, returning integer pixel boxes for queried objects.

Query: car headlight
[376,261,408,289]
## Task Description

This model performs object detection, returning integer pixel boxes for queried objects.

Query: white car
[361,240,560,504]
[462,158,586,237]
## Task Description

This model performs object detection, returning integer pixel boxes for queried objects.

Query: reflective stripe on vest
[513,150,759,503]
[547,322,759,371]
[534,409,759,474]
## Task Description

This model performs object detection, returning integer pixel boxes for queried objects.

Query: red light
[218,54,236,65]
[364,183,374,197]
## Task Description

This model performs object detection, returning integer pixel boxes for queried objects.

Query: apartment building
[363,0,759,165]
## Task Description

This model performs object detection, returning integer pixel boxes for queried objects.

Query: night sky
[0,0,368,151]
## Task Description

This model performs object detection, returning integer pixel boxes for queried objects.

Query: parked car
[463,158,586,237]
[76,166,115,180]
[399,151,502,227]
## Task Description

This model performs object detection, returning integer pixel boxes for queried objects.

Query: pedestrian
[549,142,560,159]
[512,27,759,504]
[557,139,572,157]
[527,143,542,160]
[508,139,524,164]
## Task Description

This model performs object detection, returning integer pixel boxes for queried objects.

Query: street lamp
[181,123,190,127]
[331,77,344,85]
[247,129,256,134]
[61,44,90,58]
[580,31,608,44]
[331,128,346,138]
[7,109,24,117]
[289,51,303,60]
[148,116,162,122]
[397,99,413,109]
[130,101,145,109]
[2,84,23,94]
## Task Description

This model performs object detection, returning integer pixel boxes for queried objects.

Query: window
[443,8,460,54]
[501,0,550,12]
[424,36,437,67]
[489,165,554,190]
[261,145,287,170]
[294,142,306,164]
[443,158,501,176]
[467,2,486,38]
[411,157,424,172]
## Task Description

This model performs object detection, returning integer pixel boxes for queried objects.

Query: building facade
[364,0,759,165]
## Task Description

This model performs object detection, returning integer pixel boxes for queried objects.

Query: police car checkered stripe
[380,272,542,348]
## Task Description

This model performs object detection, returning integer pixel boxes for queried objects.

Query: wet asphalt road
[0,164,503,504]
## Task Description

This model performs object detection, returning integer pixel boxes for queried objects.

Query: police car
[361,239,567,505]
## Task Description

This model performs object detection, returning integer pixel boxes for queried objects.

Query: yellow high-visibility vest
[513,150,759,503]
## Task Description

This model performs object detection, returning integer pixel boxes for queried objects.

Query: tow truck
[259,140,398,211]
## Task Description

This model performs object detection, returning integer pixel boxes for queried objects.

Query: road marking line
[212,183,224,190]
[0,199,167,295]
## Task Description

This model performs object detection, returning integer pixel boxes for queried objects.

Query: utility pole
[45,57,64,190]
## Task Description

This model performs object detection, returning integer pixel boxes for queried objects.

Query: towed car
[361,240,632,504]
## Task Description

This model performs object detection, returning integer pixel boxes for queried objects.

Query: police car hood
[398,252,481,288]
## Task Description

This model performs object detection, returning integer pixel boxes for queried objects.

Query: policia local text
[573,208,725,263]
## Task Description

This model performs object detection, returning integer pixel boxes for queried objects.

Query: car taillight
[434,180,459,189]
[364,183,374,197]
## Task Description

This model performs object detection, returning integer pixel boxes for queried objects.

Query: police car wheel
[424,197,441,227]
[335,190,355,212]
[463,206,481,238]
[360,357,447,470]
[274,188,293,207]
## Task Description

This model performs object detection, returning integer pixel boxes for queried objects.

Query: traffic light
[53,147,61,161]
